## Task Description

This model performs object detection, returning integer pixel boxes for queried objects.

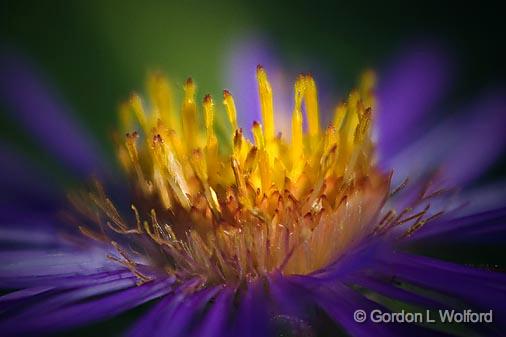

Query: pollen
[70,67,423,285]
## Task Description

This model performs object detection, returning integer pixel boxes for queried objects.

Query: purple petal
[158,287,221,337]
[372,254,506,334]
[0,248,120,287]
[0,227,60,247]
[231,280,270,337]
[440,91,506,185]
[126,288,179,337]
[309,238,387,282]
[1,273,137,319]
[377,42,452,161]
[388,90,506,187]
[345,277,499,337]
[411,207,506,243]
[0,269,137,297]
[457,180,506,216]
[289,276,450,337]
[0,277,174,336]
[0,49,105,176]
[268,274,322,337]
[127,279,218,337]
[0,287,55,317]
[22,278,136,314]
[0,286,53,303]
[0,204,65,252]
[192,287,233,337]
[346,273,445,310]
[374,253,506,318]
[290,276,389,336]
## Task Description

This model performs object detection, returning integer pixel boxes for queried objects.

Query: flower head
[1,44,505,337]
[72,66,415,286]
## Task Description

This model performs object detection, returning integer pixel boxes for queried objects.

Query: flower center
[72,67,393,284]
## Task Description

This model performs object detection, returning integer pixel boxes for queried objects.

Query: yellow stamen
[203,94,216,145]
[223,90,238,131]
[256,65,275,142]
[129,93,148,132]
[360,69,376,109]
[148,72,174,127]
[304,74,320,137]
[252,121,265,150]
[291,75,305,177]
[182,78,199,151]
[333,102,347,131]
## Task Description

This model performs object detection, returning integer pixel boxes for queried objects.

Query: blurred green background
[1,0,504,159]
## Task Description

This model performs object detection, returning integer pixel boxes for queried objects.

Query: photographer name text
[353,309,493,324]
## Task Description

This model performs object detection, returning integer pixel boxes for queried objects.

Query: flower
[0,43,505,337]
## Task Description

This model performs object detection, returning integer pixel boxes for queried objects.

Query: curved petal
[412,207,506,243]
[1,273,137,319]
[374,252,506,319]
[230,280,270,337]
[127,279,217,337]
[440,90,506,185]
[0,287,54,306]
[289,276,453,337]
[267,275,318,336]
[346,273,446,309]
[0,277,174,336]
[0,49,105,177]
[0,248,120,288]
[191,287,233,337]
[388,90,506,187]
[0,226,60,248]
[377,42,452,161]
[455,180,506,216]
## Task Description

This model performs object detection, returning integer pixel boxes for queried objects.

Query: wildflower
[0,45,505,336]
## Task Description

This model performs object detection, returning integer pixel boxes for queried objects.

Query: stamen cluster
[72,67,397,284]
